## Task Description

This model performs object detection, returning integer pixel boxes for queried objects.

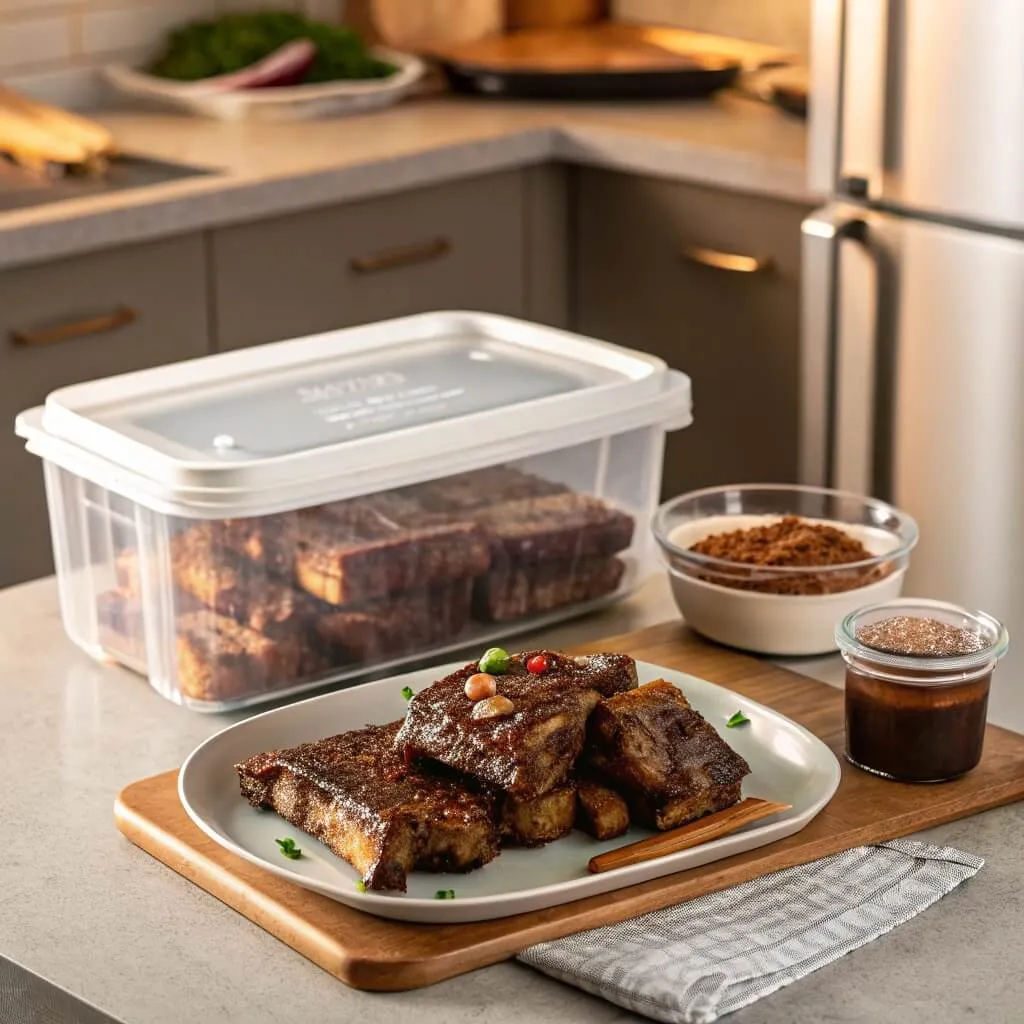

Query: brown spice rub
[688,516,889,596]
[692,515,871,567]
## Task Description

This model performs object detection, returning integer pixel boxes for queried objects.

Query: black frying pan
[430,25,745,101]
[439,57,742,100]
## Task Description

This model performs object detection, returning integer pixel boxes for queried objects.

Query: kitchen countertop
[3,573,1022,1024]
[0,92,815,270]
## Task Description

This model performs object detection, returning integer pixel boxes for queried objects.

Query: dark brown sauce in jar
[836,602,1008,783]
[845,669,990,782]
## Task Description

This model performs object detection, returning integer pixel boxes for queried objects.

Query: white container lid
[16,311,692,518]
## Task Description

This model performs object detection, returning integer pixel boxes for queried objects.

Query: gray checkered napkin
[519,840,982,1023]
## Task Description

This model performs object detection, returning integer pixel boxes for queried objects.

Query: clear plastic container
[836,598,1009,782]
[17,312,691,711]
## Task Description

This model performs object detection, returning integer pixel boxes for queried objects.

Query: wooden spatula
[588,797,793,874]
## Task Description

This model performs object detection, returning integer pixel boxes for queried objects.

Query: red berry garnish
[526,654,550,674]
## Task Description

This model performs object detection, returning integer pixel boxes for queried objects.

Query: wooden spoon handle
[587,797,793,874]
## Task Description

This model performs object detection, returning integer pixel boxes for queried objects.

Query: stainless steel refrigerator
[802,0,1024,729]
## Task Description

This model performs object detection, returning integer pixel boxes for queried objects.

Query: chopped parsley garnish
[434,889,456,900]
[401,685,415,701]
[275,837,302,860]
[726,710,750,729]
[354,879,368,893]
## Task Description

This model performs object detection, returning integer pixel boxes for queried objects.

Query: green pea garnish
[478,647,511,675]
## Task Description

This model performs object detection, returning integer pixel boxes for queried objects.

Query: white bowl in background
[665,528,908,657]
[103,48,425,122]
[653,486,919,657]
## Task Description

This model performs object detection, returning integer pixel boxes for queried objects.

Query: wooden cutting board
[115,621,1024,992]
[505,0,608,31]
[360,0,504,49]
[425,23,795,73]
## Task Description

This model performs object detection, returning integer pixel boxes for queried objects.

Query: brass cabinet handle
[349,237,451,274]
[10,306,137,347]
[680,244,774,274]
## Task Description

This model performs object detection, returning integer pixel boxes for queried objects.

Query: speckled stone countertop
[0,93,816,270]
[2,573,1022,1024]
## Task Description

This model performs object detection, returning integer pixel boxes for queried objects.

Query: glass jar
[835,598,1009,782]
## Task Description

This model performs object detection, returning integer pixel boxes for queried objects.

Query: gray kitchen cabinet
[0,234,210,587]
[211,170,529,350]
[523,164,571,329]
[574,169,814,498]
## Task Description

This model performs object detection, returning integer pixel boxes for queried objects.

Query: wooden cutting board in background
[426,22,795,76]
[428,22,746,73]
[343,2,794,70]
[115,621,1024,992]
[347,0,504,48]
[505,0,608,30]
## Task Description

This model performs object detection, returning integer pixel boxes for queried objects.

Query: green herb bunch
[149,12,395,83]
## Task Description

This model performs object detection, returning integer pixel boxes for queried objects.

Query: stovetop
[0,154,217,213]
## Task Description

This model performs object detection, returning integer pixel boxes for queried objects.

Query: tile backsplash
[612,0,811,58]
[0,0,341,109]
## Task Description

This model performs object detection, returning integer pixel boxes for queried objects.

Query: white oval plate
[103,48,425,122]
[179,659,841,923]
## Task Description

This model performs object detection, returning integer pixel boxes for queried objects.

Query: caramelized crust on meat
[398,467,570,515]
[177,611,304,703]
[584,680,751,830]
[473,493,635,566]
[395,651,638,800]
[575,780,631,840]
[313,580,472,663]
[236,721,499,891]
[171,528,316,636]
[206,497,491,608]
[474,556,625,623]
[292,497,490,607]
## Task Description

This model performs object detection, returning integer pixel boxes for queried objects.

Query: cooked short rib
[395,651,638,801]
[236,721,499,891]
[575,780,631,840]
[583,680,751,830]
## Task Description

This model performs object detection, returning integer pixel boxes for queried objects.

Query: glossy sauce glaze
[583,679,751,827]
[394,651,638,799]
[242,721,494,829]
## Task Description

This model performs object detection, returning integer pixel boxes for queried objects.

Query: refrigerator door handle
[839,0,890,198]
[800,204,870,488]
[807,0,846,196]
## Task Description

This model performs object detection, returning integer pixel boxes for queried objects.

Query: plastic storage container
[16,312,691,711]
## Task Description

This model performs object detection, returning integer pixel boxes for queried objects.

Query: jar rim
[835,597,1009,679]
